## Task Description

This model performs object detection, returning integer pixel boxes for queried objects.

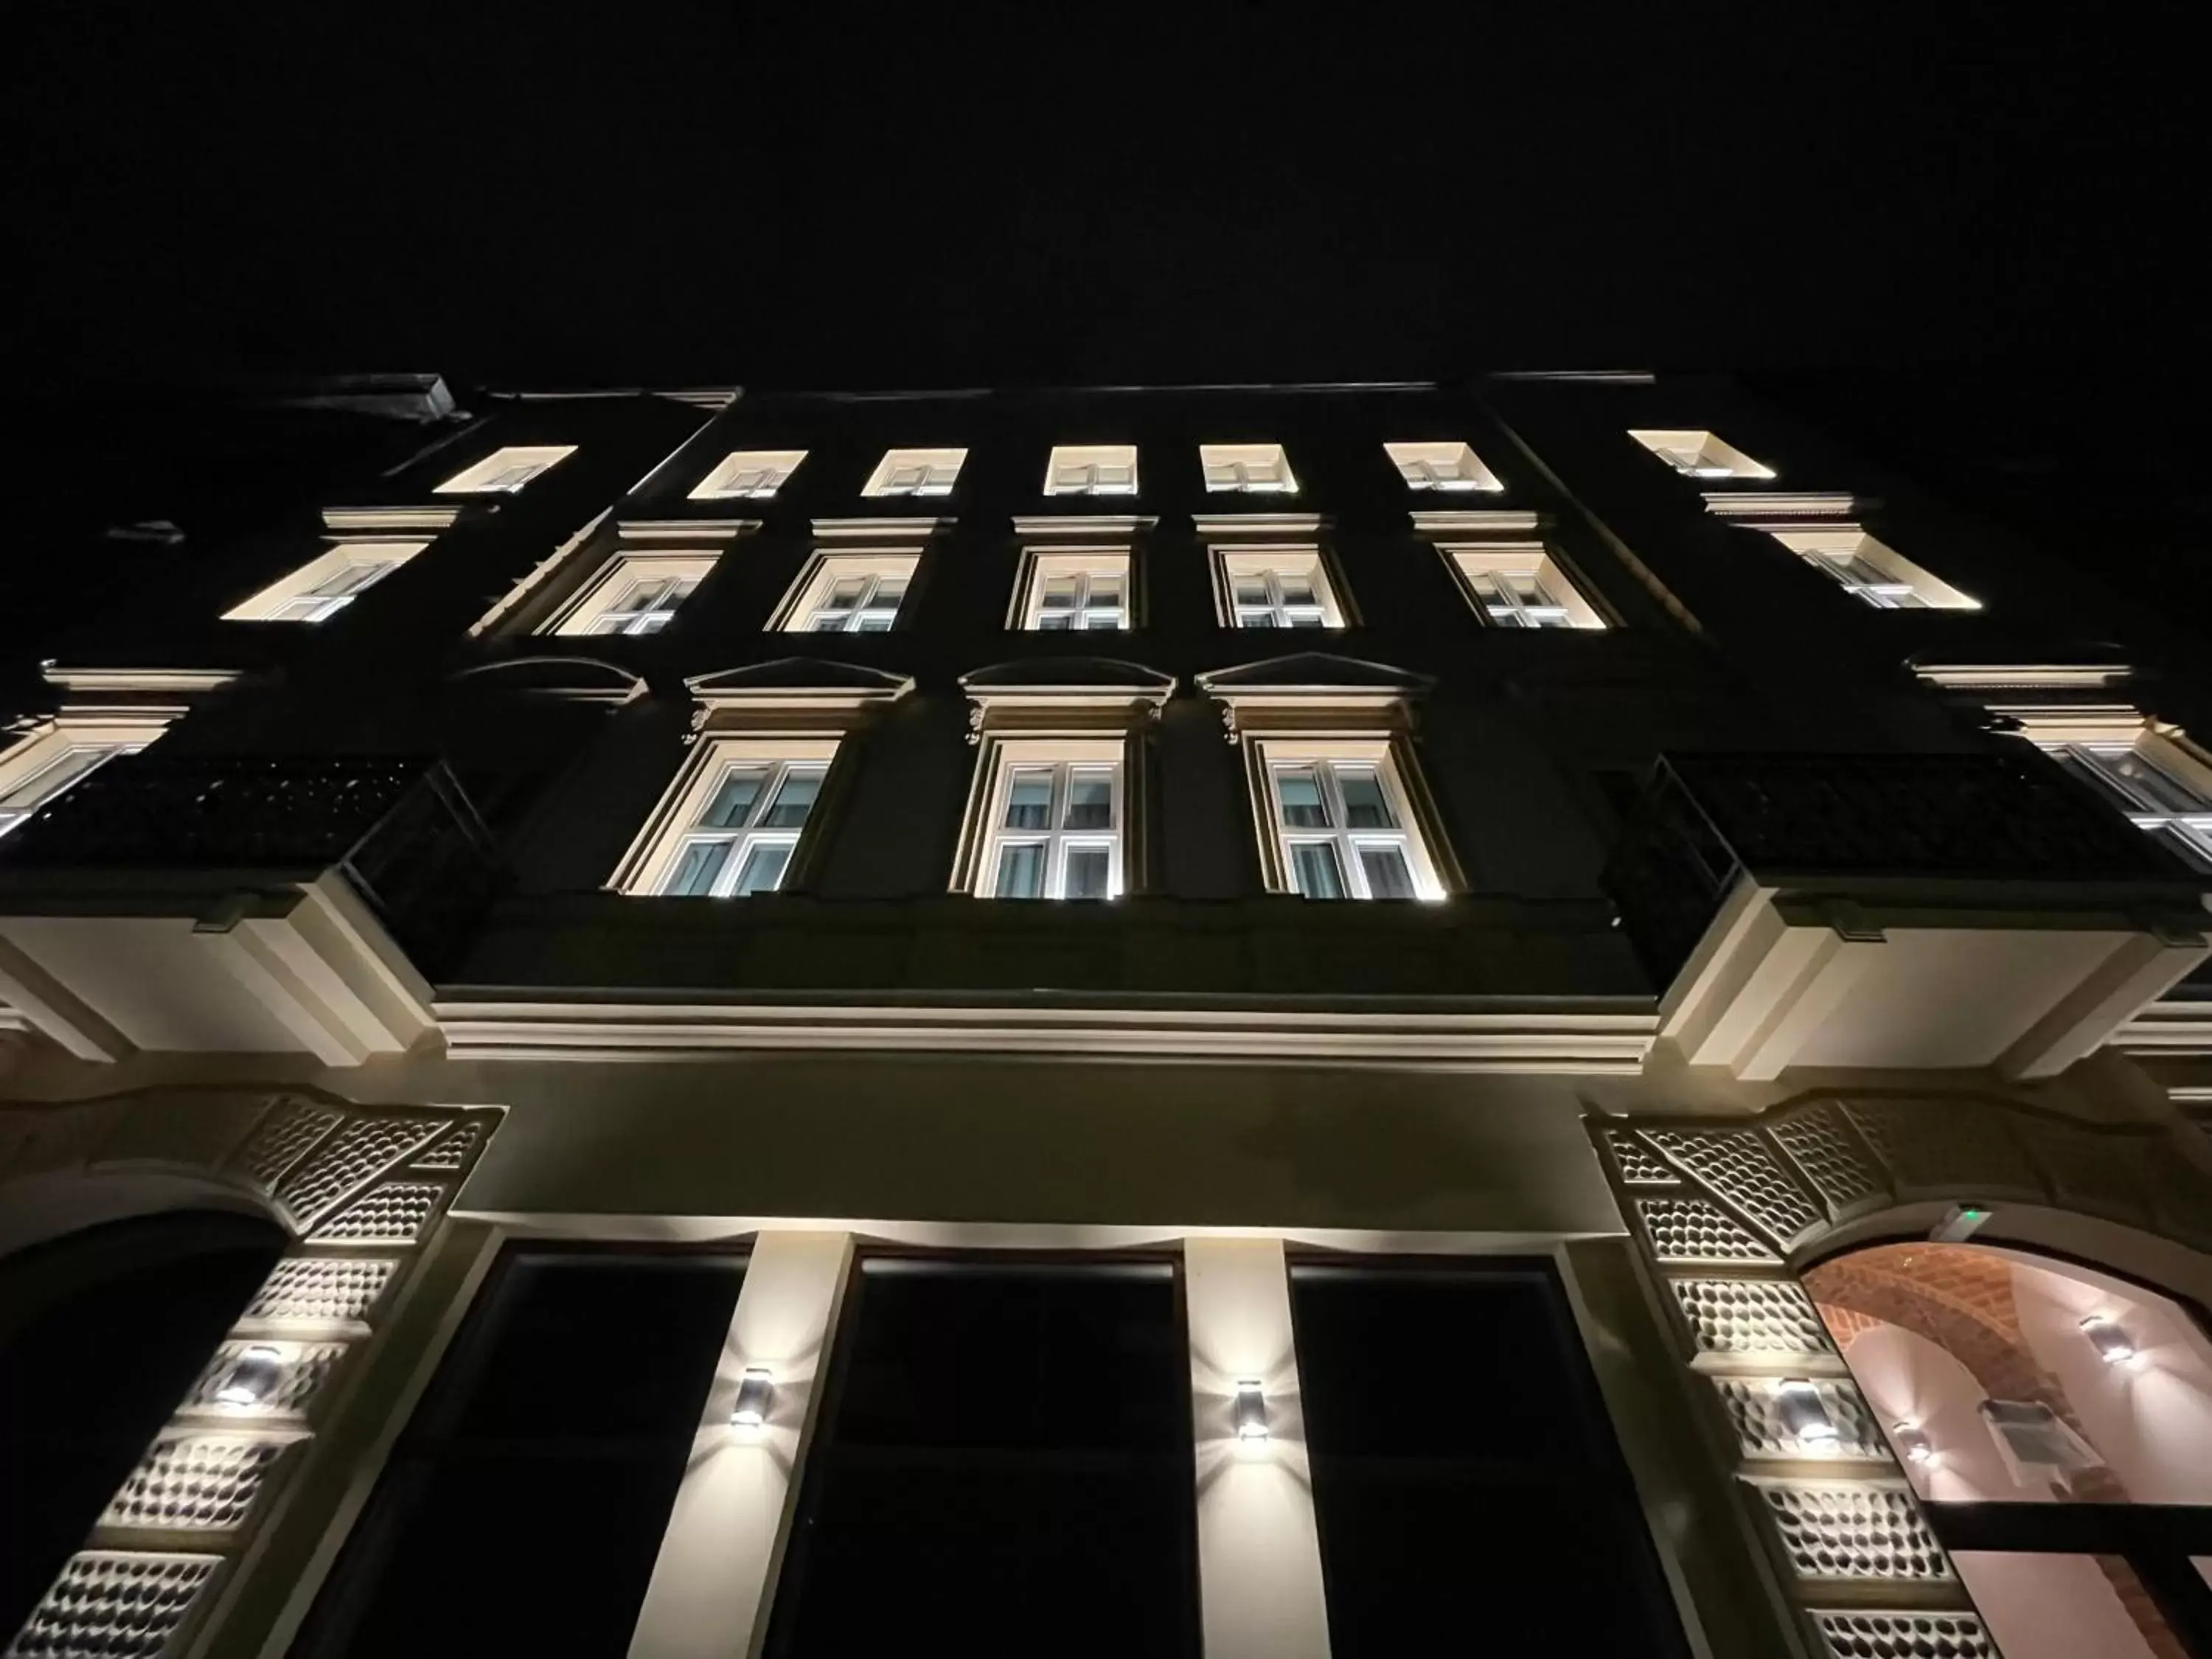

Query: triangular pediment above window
[1195,654,1430,742]
[959,658,1176,738]
[449,655,649,706]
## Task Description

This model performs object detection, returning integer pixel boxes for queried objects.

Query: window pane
[827,577,869,604]
[1063,846,1111,900]
[664,840,731,897]
[1275,768,1330,828]
[701,770,766,829]
[1039,577,1079,611]
[1064,772,1113,830]
[1279,574,1318,606]
[1238,611,1279,629]
[760,768,822,829]
[1284,607,1326,628]
[1089,574,1122,604]
[1290,843,1346,900]
[994,842,1046,899]
[731,842,793,896]
[1087,607,1124,630]
[1038,612,1074,631]
[1232,577,1270,606]
[1338,768,1394,829]
[1358,844,1416,900]
[1004,773,1053,830]
[853,612,894,633]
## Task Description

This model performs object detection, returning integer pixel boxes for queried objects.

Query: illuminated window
[776,552,919,633]
[1763,527,1978,611]
[0,720,167,838]
[690,450,807,501]
[1385,441,1503,493]
[2043,740,2212,869]
[434,445,577,494]
[974,741,1124,900]
[1442,544,1604,630]
[1627,430,1774,481]
[549,553,717,636]
[862,448,967,498]
[1044,445,1138,497]
[1256,745,1444,900]
[223,542,429,622]
[1200,443,1298,495]
[1013,549,1131,631]
[619,740,836,897]
[1213,546,1346,630]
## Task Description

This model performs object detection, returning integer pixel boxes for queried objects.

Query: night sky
[6,5,2199,394]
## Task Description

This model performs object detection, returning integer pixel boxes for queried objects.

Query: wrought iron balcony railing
[1602,752,2205,988]
[0,754,506,977]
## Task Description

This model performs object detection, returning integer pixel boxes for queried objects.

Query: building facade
[2,375,2211,1659]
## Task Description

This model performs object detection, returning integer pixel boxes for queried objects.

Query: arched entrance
[1805,1241,2212,1658]
[0,1208,286,1641]
[1589,1089,2212,1659]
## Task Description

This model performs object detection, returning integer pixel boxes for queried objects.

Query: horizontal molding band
[433,998,1657,1069]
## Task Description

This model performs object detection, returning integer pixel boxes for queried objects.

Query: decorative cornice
[1700,492,1860,522]
[1913,662,2135,692]
[1192,512,1327,536]
[321,505,464,534]
[40,666,241,697]
[810,516,951,540]
[449,655,649,706]
[434,997,1658,1071]
[1012,514,1158,538]
[615,518,759,545]
[1410,509,1543,536]
[2110,997,2212,1054]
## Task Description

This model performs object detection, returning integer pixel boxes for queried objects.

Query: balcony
[1604,753,2212,1079]
[0,757,503,1065]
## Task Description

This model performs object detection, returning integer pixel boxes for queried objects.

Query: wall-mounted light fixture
[215,1345,286,1408]
[1775,1379,1838,1449]
[1233,1380,1269,1447]
[1891,1421,1935,1465]
[2080,1316,2138,1367]
[730,1366,775,1429]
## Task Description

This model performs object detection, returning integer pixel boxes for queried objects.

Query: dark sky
[6,4,2199,392]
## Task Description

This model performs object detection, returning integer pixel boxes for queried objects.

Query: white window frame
[775,551,919,634]
[434,445,577,495]
[1442,543,1605,630]
[861,448,967,498]
[0,718,169,838]
[2031,726,2212,870]
[1763,527,1978,611]
[614,737,838,897]
[971,739,1126,900]
[549,552,718,637]
[1011,548,1133,632]
[223,541,429,622]
[1627,429,1775,481]
[1384,441,1504,493]
[1200,443,1298,495]
[689,450,808,501]
[1212,546,1346,630]
[1044,445,1138,497]
[1249,739,1446,901]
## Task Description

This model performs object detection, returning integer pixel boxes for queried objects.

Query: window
[617,739,838,897]
[976,742,1124,900]
[549,554,717,637]
[1044,445,1138,497]
[0,725,160,838]
[861,448,966,498]
[1200,443,1297,494]
[1763,527,1978,611]
[2044,740,2212,868]
[1214,547,1346,629]
[1262,750,1441,899]
[1443,545,1604,629]
[689,450,807,501]
[291,1248,745,1659]
[434,445,576,494]
[1627,429,1774,481]
[777,552,919,633]
[761,1259,1198,1658]
[1013,549,1131,631]
[223,542,428,623]
[1384,441,1503,493]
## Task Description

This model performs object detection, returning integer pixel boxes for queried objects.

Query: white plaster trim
[432,998,1658,1068]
